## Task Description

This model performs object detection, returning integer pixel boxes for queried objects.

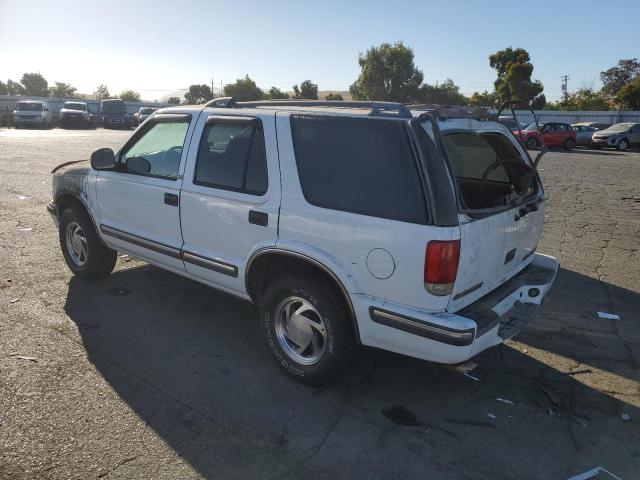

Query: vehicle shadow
[567,149,627,156]
[64,264,640,479]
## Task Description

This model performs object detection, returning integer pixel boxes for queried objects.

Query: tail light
[424,240,460,296]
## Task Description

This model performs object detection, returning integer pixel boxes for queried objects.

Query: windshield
[16,102,43,111]
[140,108,155,114]
[606,123,633,132]
[102,101,126,113]
[63,103,86,111]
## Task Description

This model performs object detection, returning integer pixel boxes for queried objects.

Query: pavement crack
[97,455,138,478]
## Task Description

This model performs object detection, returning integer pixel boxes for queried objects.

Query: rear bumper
[354,253,558,364]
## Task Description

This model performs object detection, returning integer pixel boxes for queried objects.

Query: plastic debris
[16,195,32,200]
[11,354,37,362]
[487,413,496,419]
[597,311,620,320]
[621,413,631,422]
[566,466,622,480]
[9,298,19,304]
[17,227,32,232]
[496,397,514,405]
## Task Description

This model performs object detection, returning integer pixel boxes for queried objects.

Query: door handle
[248,210,268,226]
[164,193,179,206]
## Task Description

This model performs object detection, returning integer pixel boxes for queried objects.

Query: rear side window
[290,115,427,224]
[194,122,268,195]
[443,133,509,182]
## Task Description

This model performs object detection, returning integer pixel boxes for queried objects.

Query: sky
[2,0,639,102]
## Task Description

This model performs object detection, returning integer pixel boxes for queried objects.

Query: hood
[60,108,87,115]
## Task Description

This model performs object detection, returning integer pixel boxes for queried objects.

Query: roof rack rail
[408,104,495,121]
[203,98,413,118]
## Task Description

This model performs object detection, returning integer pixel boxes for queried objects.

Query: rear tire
[59,205,117,280]
[563,138,576,151]
[617,139,628,151]
[260,274,355,386]
[525,138,537,150]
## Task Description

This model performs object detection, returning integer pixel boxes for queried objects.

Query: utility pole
[211,77,214,95]
[561,75,569,102]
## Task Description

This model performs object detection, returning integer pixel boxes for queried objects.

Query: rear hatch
[424,119,545,312]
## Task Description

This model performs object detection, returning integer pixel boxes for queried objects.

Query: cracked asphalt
[1,128,639,480]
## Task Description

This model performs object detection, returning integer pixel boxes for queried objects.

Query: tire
[525,138,537,150]
[564,138,576,151]
[617,139,628,151]
[59,205,117,280]
[260,274,355,386]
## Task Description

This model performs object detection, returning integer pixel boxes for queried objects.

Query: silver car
[591,123,640,151]
[572,124,597,147]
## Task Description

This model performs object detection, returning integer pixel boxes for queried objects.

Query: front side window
[121,121,190,179]
[194,121,268,195]
[290,115,427,224]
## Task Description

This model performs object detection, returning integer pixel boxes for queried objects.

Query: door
[542,123,561,147]
[96,114,195,273]
[179,111,280,295]
[630,124,640,145]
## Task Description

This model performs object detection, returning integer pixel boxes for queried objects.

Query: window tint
[194,122,267,195]
[290,115,427,224]
[557,123,568,131]
[121,121,189,179]
[443,132,509,182]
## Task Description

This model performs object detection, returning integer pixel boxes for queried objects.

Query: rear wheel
[617,139,629,151]
[525,137,537,150]
[260,275,354,386]
[563,138,576,151]
[59,205,117,279]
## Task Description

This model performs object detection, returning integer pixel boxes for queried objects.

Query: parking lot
[1,127,639,479]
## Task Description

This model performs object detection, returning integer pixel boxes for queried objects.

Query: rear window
[443,133,509,182]
[290,115,427,224]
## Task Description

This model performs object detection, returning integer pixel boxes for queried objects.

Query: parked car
[48,100,558,385]
[572,124,597,147]
[572,121,611,131]
[13,100,52,128]
[133,107,157,126]
[101,98,130,129]
[498,116,527,131]
[59,101,92,128]
[590,123,640,151]
[517,122,577,150]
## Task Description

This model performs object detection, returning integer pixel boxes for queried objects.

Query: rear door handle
[164,193,179,206]
[248,210,268,226]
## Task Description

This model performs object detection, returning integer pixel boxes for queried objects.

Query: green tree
[416,78,467,105]
[265,87,289,99]
[6,80,25,95]
[530,94,546,110]
[350,41,423,102]
[167,96,181,104]
[293,80,318,99]
[600,59,640,97]
[184,84,213,104]
[546,88,610,111]
[119,90,141,102]
[489,47,544,106]
[0,81,7,95]
[94,84,110,99]
[324,92,343,101]
[20,72,49,96]
[49,82,76,98]
[468,90,499,108]
[615,77,640,110]
[223,75,264,101]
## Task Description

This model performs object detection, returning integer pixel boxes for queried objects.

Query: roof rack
[408,104,495,121]
[203,97,413,118]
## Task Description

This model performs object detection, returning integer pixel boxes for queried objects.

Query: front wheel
[617,139,628,151]
[564,138,576,151]
[260,275,355,386]
[525,138,537,150]
[59,205,117,279]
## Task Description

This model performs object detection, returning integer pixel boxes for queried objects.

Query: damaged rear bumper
[354,253,558,364]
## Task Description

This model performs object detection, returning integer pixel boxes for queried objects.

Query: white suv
[48,100,558,385]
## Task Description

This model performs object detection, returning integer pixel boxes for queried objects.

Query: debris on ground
[566,466,623,480]
[8,298,20,304]
[10,354,38,362]
[621,413,631,422]
[106,287,131,296]
[496,397,514,405]
[17,227,32,232]
[596,311,621,320]
[451,361,487,381]
[382,406,419,426]
[15,195,32,200]
[487,413,496,419]
[119,254,131,262]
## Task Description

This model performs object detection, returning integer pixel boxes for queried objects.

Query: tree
[489,47,544,106]
[293,80,318,99]
[20,73,49,96]
[0,81,7,95]
[416,79,467,105]
[49,82,76,98]
[94,84,110,99]
[167,96,181,104]
[324,92,343,101]
[600,59,640,97]
[545,88,610,111]
[615,77,640,110]
[223,75,264,101]
[120,90,141,102]
[350,41,423,103]
[184,84,213,104]
[6,80,25,95]
[468,90,499,108]
[265,87,289,99]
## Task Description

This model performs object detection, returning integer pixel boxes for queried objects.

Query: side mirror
[90,148,116,170]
